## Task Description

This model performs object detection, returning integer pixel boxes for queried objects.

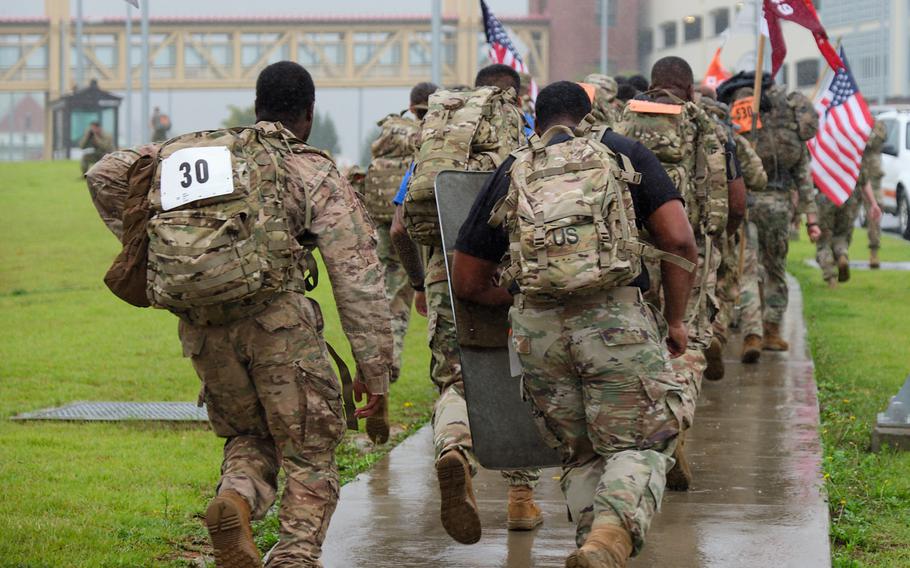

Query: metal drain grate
[11,401,209,423]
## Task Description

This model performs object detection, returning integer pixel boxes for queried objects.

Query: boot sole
[437,454,481,544]
[508,515,543,531]
[205,497,262,568]
[565,549,621,568]
[365,416,390,444]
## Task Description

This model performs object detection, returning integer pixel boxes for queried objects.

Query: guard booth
[49,79,121,160]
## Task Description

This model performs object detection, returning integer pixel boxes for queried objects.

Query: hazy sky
[4,0,528,160]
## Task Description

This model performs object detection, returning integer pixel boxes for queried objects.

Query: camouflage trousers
[867,206,882,250]
[178,293,345,568]
[376,223,414,381]
[426,280,539,487]
[714,221,763,343]
[751,192,793,325]
[510,287,681,554]
[815,193,860,281]
[739,221,764,338]
[714,233,739,347]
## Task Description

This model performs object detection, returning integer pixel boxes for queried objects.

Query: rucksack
[752,86,818,172]
[616,93,728,237]
[583,73,621,128]
[145,123,320,326]
[403,86,525,246]
[363,112,419,224]
[491,126,691,298]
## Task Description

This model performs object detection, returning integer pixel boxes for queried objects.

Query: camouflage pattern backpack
[584,73,621,127]
[491,126,690,298]
[616,92,729,237]
[751,86,819,172]
[363,112,419,224]
[403,86,525,246]
[146,122,320,326]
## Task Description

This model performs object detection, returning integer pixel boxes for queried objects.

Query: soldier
[86,61,393,568]
[815,119,885,286]
[151,106,172,142]
[583,73,622,127]
[696,89,767,373]
[865,121,887,268]
[390,64,543,544]
[79,121,113,174]
[615,57,745,490]
[452,80,697,568]
[719,75,821,351]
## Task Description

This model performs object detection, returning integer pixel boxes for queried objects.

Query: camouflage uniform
[815,121,885,278]
[745,86,818,325]
[584,74,621,127]
[714,133,767,344]
[86,123,394,567]
[511,289,681,552]
[85,145,157,239]
[79,128,114,174]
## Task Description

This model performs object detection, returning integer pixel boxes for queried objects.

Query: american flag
[808,48,874,206]
[480,0,538,101]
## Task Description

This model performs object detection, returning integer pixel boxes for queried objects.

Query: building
[638,0,905,102]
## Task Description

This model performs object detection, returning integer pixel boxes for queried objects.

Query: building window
[661,22,677,49]
[796,59,820,87]
[683,16,702,42]
[712,8,730,36]
[639,28,653,56]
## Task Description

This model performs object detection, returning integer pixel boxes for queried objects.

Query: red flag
[703,48,731,89]
[763,0,844,75]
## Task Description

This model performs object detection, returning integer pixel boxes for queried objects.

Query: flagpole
[431,0,441,85]
[750,0,765,135]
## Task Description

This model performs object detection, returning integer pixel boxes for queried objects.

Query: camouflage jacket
[857,119,886,193]
[86,145,157,240]
[86,122,394,394]
[734,133,767,193]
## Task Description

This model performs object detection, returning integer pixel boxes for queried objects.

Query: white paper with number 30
[160,146,234,211]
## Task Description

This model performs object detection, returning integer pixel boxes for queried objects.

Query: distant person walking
[78,121,113,175]
[151,106,171,142]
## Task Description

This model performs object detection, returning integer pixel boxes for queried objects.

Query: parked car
[871,107,910,239]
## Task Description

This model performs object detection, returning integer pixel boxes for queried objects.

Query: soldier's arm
[390,205,426,290]
[85,151,139,240]
[452,252,512,306]
[295,161,394,398]
[724,137,746,234]
[646,200,698,357]
[735,134,767,191]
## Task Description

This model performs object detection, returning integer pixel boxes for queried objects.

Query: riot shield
[435,170,561,469]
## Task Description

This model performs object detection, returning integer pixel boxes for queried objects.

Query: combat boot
[870,249,881,269]
[837,254,850,282]
[565,520,633,568]
[740,334,762,364]
[205,490,262,568]
[826,277,838,290]
[665,431,692,492]
[762,322,789,351]
[436,449,481,544]
[704,337,725,381]
[365,395,390,445]
[507,485,543,530]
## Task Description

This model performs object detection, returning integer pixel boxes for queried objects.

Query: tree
[309,111,340,156]
[359,126,381,168]
[221,104,256,128]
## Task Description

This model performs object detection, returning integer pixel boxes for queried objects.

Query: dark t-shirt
[454,129,683,291]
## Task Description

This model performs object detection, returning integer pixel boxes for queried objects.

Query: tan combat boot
[704,337,725,381]
[436,449,481,544]
[665,431,692,492]
[205,490,262,568]
[565,521,633,568]
[826,277,838,290]
[837,254,850,282]
[507,485,543,530]
[740,334,762,364]
[762,322,789,351]
[870,249,881,269]
[365,395,390,445]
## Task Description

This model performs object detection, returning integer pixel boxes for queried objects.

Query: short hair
[650,57,694,93]
[628,74,649,92]
[616,83,639,102]
[696,84,717,101]
[255,61,315,125]
[410,81,437,119]
[535,81,592,131]
[475,64,521,92]
[615,75,629,85]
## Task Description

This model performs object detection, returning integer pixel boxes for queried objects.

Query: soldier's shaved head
[475,64,521,94]
[650,56,695,100]
[535,81,592,132]
[255,61,315,141]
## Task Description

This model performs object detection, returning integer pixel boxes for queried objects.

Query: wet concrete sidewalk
[322,277,830,567]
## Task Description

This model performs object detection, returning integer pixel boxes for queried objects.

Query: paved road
[321,277,830,567]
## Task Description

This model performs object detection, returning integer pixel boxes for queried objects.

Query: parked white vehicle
[872,107,910,239]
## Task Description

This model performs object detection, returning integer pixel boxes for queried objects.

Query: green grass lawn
[788,226,910,568]
[0,161,434,567]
